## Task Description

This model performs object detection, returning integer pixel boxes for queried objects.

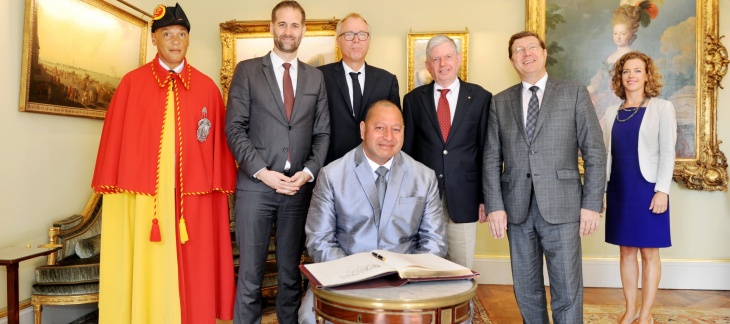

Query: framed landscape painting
[527,0,728,190]
[19,0,147,119]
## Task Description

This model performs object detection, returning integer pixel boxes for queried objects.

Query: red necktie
[283,63,294,120]
[437,89,451,142]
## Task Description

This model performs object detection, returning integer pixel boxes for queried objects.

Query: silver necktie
[375,166,388,226]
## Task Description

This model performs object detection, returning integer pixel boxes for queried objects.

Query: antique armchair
[30,193,101,324]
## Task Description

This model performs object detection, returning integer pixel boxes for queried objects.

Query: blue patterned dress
[605,107,671,248]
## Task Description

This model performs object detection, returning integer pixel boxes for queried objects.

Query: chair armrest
[39,227,62,265]
[52,214,84,229]
[50,193,103,260]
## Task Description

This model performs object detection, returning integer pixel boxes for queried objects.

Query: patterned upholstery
[74,234,101,259]
[31,194,102,324]
[34,255,100,286]
[31,282,99,296]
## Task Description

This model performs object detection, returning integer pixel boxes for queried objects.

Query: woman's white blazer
[603,98,677,194]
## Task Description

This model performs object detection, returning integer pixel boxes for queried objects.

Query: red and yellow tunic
[92,55,235,323]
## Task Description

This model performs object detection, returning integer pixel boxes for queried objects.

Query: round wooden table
[312,280,476,324]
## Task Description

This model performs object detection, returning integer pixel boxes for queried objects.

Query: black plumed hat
[151,3,191,33]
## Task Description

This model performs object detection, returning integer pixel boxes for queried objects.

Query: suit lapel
[291,59,308,121]
[360,63,377,120]
[332,62,356,120]
[262,54,288,122]
[354,147,380,225]
[532,78,558,140]
[508,84,529,143]
[449,80,471,142]
[378,152,404,236]
[419,83,444,143]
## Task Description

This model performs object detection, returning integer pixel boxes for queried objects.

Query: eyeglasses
[512,45,542,56]
[339,31,370,41]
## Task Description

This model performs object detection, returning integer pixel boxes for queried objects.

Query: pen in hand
[371,251,386,261]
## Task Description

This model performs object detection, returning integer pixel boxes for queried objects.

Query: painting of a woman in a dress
[587,4,651,128]
[545,0,696,158]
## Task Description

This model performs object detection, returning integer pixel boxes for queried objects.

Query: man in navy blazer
[403,35,491,269]
[318,13,400,166]
[225,1,329,323]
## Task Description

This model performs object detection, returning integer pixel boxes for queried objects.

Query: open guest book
[300,250,479,289]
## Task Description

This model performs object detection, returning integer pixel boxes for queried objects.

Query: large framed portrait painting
[527,0,728,191]
[18,0,147,119]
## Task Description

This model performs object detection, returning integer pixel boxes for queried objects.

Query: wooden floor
[477,284,730,323]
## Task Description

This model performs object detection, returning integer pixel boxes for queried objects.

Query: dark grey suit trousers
[507,190,583,324]
[234,190,312,324]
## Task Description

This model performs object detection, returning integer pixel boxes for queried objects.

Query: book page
[302,252,397,287]
[373,250,473,278]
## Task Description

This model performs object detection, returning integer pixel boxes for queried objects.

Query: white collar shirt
[270,51,298,102]
[521,73,548,127]
[433,79,460,124]
[343,62,365,114]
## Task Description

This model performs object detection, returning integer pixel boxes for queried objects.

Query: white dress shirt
[520,73,548,127]
[433,79,460,124]
[365,156,393,182]
[343,62,365,114]
[159,59,185,73]
[270,51,298,102]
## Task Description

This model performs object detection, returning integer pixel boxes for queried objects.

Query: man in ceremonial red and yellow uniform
[91,3,236,323]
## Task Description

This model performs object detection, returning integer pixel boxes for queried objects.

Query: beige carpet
[262,295,492,323]
[583,304,730,323]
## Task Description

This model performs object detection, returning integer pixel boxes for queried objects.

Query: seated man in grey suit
[298,100,447,323]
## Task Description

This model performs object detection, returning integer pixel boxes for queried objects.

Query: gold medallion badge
[152,4,166,21]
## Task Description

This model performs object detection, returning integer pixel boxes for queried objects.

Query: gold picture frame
[526,0,728,191]
[18,0,147,119]
[406,30,469,92]
[219,19,341,101]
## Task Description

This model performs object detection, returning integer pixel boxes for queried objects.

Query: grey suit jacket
[305,145,447,263]
[483,77,606,224]
[226,53,330,192]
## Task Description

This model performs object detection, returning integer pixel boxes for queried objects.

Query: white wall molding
[473,255,730,290]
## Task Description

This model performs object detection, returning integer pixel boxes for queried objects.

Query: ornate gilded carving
[704,34,729,89]
[31,294,99,305]
[526,0,728,191]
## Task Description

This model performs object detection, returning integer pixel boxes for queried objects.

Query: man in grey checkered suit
[482,31,607,324]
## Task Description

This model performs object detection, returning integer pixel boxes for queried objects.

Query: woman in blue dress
[603,51,677,324]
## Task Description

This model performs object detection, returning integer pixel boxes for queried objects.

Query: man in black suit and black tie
[318,13,400,165]
[225,1,330,323]
[403,34,492,269]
